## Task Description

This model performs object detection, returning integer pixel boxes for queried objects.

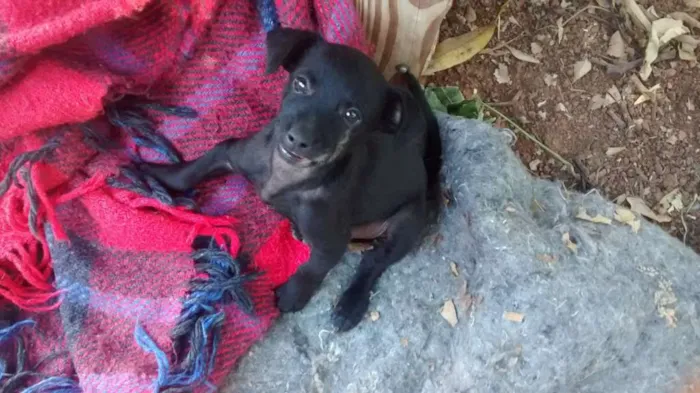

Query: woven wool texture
[0,0,367,391]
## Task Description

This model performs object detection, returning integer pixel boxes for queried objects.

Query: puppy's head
[266,28,404,167]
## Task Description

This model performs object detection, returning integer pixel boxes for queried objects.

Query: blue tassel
[20,377,81,393]
[1,320,80,392]
[0,320,34,344]
[135,316,222,392]
[257,0,280,32]
[0,319,34,378]
[134,323,170,391]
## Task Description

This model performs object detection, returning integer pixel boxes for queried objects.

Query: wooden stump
[354,0,453,79]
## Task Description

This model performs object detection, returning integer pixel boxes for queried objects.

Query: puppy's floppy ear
[265,27,321,74]
[380,88,406,134]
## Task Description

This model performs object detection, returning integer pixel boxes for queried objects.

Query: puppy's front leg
[276,203,350,312]
[141,138,248,192]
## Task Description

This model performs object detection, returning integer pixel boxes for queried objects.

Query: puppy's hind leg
[332,197,427,331]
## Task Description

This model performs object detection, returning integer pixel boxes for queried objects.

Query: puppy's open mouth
[278,145,305,163]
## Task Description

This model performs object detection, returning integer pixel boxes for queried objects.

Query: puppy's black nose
[285,129,310,150]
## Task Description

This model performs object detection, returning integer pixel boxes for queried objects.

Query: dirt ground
[428,0,700,251]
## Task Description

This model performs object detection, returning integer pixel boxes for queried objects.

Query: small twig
[606,108,627,129]
[487,101,516,107]
[486,32,525,53]
[562,5,610,26]
[482,103,574,173]
[573,158,593,192]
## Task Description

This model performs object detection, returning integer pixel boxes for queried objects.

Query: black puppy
[142,27,442,331]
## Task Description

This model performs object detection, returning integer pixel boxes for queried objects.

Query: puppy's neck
[259,151,324,201]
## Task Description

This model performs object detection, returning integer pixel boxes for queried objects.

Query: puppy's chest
[258,157,322,205]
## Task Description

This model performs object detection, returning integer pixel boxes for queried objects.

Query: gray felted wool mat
[222,114,700,393]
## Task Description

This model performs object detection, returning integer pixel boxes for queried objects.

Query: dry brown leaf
[508,46,541,64]
[640,18,689,80]
[647,5,660,18]
[631,76,662,105]
[634,86,661,105]
[606,146,626,156]
[576,208,613,224]
[562,232,578,253]
[531,42,543,55]
[504,312,524,322]
[614,206,641,232]
[607,31,626,58]
[671,194,684,211]
[679,41,698,62]
[573,59,592,82]
[615,193,628,205]
[556,17,564,44]
[657,189,682,213]
[604,94,616,106]
[622,0,652,31]
[658,188,681,210]
[627,196,672,223]
[494,63,511,84]
[544,73,558,86]
[536,254,556,264]
[466,6,477,23]
[607,85,622,102]
[370,311,380,321]
[440,299,458,327]
[424,25,496,75]
[450,261,459,277]
[669,12,700,30]
[589,94,610,110]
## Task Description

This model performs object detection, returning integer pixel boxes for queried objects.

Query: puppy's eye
[343,108,362,125]
[292,76,312,95]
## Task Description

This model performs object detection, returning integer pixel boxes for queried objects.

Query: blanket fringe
[105,97,197,164]
[1,142,63,311]
[135,238,256,392]
[0,98,199,311]
[0,319,80,393]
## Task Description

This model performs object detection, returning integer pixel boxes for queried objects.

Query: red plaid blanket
[0,0,369,391]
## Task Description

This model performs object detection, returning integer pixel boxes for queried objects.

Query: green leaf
[424,85,492,121]
[446,100,481,118]
[425,88,448,112]
[432,86,466,106]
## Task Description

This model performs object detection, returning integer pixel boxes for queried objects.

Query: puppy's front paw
[275,273,316,313]
[331,287,370,332]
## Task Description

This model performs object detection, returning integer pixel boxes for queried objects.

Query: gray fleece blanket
[222,114,700,393]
